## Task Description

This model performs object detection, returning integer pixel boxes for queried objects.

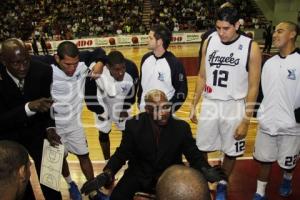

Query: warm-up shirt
[138,51,187,112]
[258,49,300,136]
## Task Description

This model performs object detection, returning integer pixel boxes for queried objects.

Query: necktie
[18,79,24,94]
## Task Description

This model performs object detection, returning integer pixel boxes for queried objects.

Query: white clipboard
[40,139,64,191]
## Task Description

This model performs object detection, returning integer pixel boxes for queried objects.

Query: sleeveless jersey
[204,34,252,100]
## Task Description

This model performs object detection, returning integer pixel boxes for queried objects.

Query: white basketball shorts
[196,98,246,156]
[254,129,300,169]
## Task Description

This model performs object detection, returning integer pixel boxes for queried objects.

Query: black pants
[110,171,155,200]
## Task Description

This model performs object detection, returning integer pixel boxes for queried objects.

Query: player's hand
[201,165,227,183]
[89,61,104,79]
[46,128,61,147]
[81,172,110,195]
[234,119,249,140]
[28,98,54,112]
[189,107,198,124]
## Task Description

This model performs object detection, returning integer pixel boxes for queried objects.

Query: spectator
[263,21,273,53]
[40,33,49,55]
[31,36,39,55]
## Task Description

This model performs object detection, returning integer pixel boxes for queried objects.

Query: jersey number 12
[213,70,228,87]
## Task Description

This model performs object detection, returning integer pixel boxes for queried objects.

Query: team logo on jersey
[287,69,296,80]
[208,50,240,68]
[158,72,165,81]
[121,86,128,93]
[76,73,81,80]
[238,44,243,50]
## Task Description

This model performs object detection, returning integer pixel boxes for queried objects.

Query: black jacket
[104,112,210,199]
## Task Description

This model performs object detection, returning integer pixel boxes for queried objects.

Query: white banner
[25,31,254,51]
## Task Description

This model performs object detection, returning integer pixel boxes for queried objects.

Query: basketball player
[91,50,139,161]
[253,21,300,200]
[197,1,249,73]
[137,24,188,112]
[189,6,262,200]
[47,41,107,200]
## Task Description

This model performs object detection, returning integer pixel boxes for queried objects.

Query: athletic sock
[218,180,228,185]
[283,172,293,180]
[256,180,267,197]
[64,175,73,187]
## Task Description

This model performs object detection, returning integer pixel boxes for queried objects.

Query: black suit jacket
[0,60,54,142]
[0,60,62,199]
[104,112,210,192]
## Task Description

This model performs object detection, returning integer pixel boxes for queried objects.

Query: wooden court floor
[32,43,260,199]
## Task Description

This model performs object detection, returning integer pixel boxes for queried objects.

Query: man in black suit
[0,38,62,200]
[81,89,226,200]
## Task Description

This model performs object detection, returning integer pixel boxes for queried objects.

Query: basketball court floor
[31,43,299,200]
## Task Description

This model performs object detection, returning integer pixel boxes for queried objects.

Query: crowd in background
[0,0,267,42]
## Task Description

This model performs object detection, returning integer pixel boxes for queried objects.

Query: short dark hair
[283,21,299,41]
[216,6,240,25]
[57,41,79,59]
[107,50,125,67]
[150,24,172,49]
[1,38,28,59]
[0,140,29,185]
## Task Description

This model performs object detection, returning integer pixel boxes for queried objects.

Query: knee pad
[99,131,110,142]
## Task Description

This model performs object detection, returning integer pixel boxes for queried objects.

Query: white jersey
[51,62,88,132]
[257,49,300,136]
[95,66,117,98]
[140,53,175,104]
[204,34,252,100]
[96,66,133,121]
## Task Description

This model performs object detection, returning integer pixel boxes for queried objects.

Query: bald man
[0,140,31,200]
[156,165,211,200]
[0,38,62,199]
[253,21,300,200]
[81,89,225,200]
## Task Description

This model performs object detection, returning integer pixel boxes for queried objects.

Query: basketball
[132,36,139,44]
[109,38,116,45]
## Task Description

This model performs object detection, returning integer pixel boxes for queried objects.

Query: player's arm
[122,60,139,113]
[234,41,261,140]
[169,59,188,112]
[189,39,208,124]
[81,48,107,79]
